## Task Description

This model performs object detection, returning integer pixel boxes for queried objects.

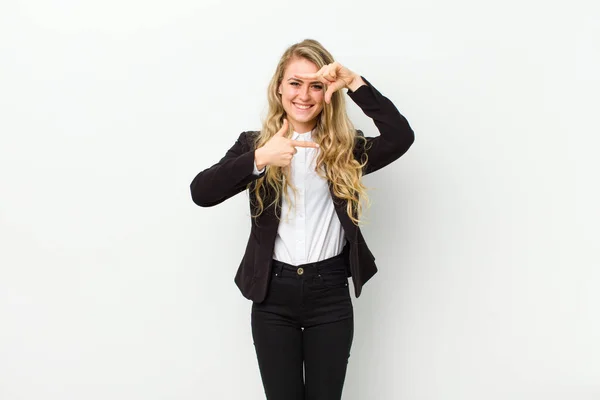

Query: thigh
[251,303,304,400]
[303,315,354,400]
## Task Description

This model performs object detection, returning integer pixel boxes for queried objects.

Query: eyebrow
[287,78,322,84]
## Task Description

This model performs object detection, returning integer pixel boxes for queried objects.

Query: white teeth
[294,103,311,109]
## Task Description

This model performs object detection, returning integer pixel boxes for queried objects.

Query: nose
[299,85,310,100]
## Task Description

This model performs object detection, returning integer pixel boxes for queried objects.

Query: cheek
[313,91,325,103]
[281,95,295,112]
[282,89,297,101]
[280,92,291,104]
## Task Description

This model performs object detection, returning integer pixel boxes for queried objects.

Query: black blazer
[190,77,414,302]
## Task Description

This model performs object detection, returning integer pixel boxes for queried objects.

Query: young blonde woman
[190,39,414,399]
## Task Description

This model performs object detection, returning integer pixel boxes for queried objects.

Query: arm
[348,77,415,176]
[293,65,414,176]
[190,131,265,207]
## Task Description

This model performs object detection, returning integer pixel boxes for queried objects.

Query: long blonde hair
[250,39,370,226]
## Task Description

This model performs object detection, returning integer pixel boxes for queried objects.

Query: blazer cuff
[346,76,381,105]
[253,159,266,175]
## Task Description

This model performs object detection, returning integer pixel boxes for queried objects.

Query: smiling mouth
[293,102,313,110]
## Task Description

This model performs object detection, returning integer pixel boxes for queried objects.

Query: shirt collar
[292,129,313,140]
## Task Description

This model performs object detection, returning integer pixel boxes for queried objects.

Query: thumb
[325,86,335,104]
[275,119,289,136]
[325,80,345,104]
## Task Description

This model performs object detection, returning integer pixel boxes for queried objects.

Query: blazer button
[297,267,304,275]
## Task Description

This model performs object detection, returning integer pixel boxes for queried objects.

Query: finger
[293,73,330,87]
[296,64,330,82]
[325,80,346,104]
[275,119,288,136]
[290,140,320,148]
[323,75,336,85]
[293,72,318,80]
[318,66,337,84]
[296,64,328,80]
[324,64,337,80]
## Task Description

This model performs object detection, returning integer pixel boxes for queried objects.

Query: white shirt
[253,130,347,265]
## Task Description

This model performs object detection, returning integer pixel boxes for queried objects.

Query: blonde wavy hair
[250,39,371,226]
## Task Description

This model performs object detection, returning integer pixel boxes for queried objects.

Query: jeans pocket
[319,272,349,289]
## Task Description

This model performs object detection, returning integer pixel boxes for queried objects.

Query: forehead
[283,57,319,77]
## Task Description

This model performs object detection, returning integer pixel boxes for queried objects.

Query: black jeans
[251,251,354,400]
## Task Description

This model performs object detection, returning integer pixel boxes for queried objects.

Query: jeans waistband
[271,248,349,278]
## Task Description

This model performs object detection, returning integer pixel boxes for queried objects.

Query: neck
[291,122,316,134]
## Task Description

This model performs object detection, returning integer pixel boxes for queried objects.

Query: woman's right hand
[254,119,319,169]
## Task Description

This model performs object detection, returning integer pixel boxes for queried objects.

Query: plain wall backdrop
[1,0,599,399]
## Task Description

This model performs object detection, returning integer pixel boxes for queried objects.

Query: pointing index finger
[292,73,319,81]
[290,140,320,148]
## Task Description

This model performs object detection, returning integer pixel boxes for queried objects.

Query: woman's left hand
[293,62,365,104]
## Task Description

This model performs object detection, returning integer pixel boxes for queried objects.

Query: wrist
[347,75,365,92]
[255,148,268,170]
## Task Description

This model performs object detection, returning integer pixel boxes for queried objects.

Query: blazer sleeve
[190,131,266,207]
[348,77,415,176]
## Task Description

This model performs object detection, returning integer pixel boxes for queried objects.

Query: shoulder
[235,131,261,150]
[243,130,261,141]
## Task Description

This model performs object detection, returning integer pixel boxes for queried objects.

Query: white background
[1,0,599,399]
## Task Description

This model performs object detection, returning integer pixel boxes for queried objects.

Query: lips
[293,102,313,111]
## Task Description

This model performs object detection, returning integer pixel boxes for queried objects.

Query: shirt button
[297,267,304,275]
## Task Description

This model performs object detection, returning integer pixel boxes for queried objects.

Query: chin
[294,115,316,124]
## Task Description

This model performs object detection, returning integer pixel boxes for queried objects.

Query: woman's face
[278,57,325,133]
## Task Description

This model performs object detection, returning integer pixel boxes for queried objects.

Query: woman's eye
[312,85,323,90]
[290,82,300,86]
